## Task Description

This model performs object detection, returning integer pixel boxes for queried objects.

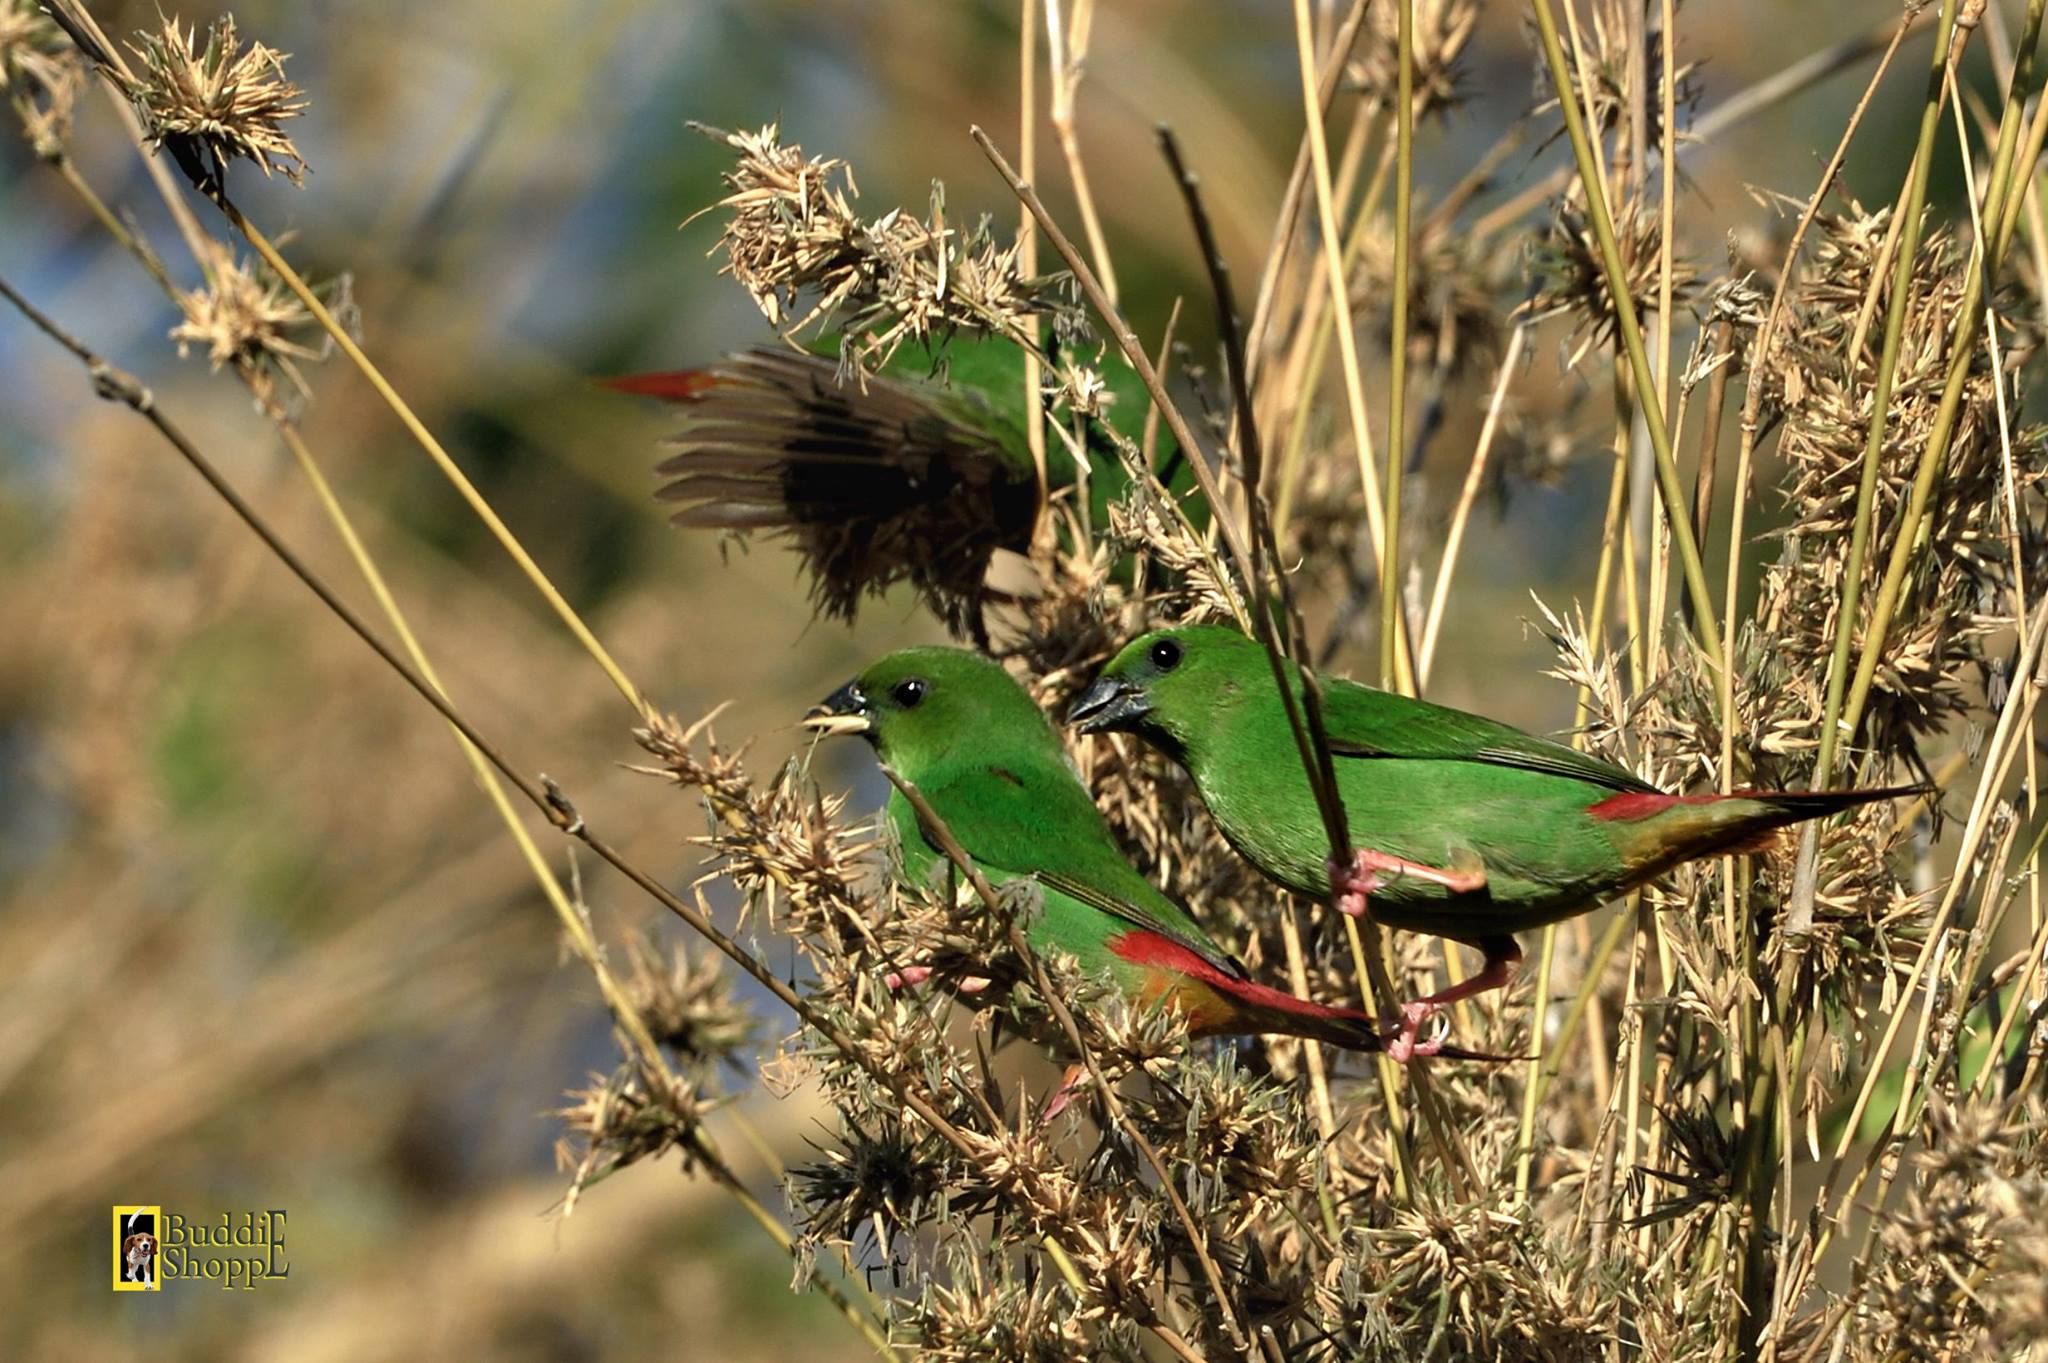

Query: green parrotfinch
[1068,625,1921,1059]
[609,333,1203,644]
[803,645,1498,1102]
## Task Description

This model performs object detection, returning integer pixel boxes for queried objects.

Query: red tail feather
[1107,929,1520,1061]
[1588,783,1926,870]
[597,369,725,402]
[1586,790,1724,822]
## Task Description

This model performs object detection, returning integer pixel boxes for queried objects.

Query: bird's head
[804,646,1050,776]
[1067,625,1263,752]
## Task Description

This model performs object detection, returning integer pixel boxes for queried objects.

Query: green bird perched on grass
[1068,625,1924,1060]
[803,645,1502,1109]
[608,335,1202,645]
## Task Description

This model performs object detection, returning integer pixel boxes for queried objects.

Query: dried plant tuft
[1,0,84,160]
[169,242,328,410]
[694,123,1067,377]
[128,13,308,188]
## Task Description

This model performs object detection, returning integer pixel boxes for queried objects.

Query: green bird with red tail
[803,645,1501,1105]
[610,335,1203,645]
[1068,625,1925,1060]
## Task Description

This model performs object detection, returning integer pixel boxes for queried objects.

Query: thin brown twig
[1243,0,1371,395]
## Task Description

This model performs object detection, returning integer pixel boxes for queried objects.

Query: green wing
[913,756,1246,980]
[1317,675,1656,794]
[874,334,1199,525]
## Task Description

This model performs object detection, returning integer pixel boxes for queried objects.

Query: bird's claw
[1326,854,1386,918]
[1383,1000,1451,1063]
[1040,1063,1088,1122]
[884,966,993,994]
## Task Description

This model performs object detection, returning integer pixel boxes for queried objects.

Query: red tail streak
[598,369,725,403]
[1586,790,1727,822]
[1107,930,1370,1027]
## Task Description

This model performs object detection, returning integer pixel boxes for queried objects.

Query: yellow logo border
[112,1205,162,1292]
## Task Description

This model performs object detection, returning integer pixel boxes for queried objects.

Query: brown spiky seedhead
[1531,0,1700,146]
[905,1248,1098,1363]
[169,242,325,411]
[1753,206,2048,767]
[650,348,1040,641]
[1528,202,1694,365]
[1103,481,1240,627]
[790,1111,970,1254]
[1350,0,1480,119]
[553,1059,706,1214]
[128,13,307,189]
[617,931,756,1070]
[696,123,1066,377]
[1355,224,1507,379]
[1,0,84,159]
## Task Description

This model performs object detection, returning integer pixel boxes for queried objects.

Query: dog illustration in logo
[121,1231,158,1284]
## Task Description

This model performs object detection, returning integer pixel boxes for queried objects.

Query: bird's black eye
[892,678,928,708]
[1148,638,1183,673]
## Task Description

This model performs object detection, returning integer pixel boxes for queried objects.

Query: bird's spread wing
[1317,677,1657,794]
[646,348,1040,635]
[917,760,1249,982]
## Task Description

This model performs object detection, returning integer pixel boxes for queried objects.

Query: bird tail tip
[597,368,725,402]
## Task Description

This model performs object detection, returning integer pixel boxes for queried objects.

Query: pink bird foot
[1383,1000,1449,1063]
[1327,847,1488,918]
[1380,935,1525,1063]
[885,966,994,995]
[1040,1062,1088,1122]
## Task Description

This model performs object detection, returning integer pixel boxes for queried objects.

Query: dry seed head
[128,13,307,187]
[1866,1181,2000,1361]
[906,1245,1099,1363]
[791,1113,962,1250]
[617,931,756,1070]
[1102,488,1240,625]
[1530,0,1700,148]
[1153,1051,1320,1234]
[1527,202,1693,364]
[2,0,85,160]
[1350,0,1479,119]
[553,1060,705,1215]
[696,123,1060,376]
[1,0,59,89]
[1052,356,1114,421]
[1002,538,1129,692]
[1752,208,2046,768]
[169,244,322,409]
[1353,217,1507,382]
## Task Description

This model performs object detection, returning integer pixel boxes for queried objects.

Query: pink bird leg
[1326,847,1488,918]
[1040,1062,1089,1122]
[1383,935,1524,1063]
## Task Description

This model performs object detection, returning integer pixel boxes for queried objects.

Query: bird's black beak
[803,679,872,737]
[1067,676,1152,734]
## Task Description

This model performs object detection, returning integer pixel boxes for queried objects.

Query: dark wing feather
[648,348,1039,635]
